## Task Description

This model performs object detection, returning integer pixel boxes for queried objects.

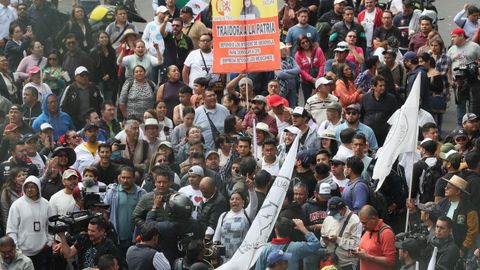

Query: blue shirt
[117,186,138,241]
[334,122,379,150]
[193,104,230,150]
[342,178,369,213]
[285,24,319,56]
[324,60,357,77]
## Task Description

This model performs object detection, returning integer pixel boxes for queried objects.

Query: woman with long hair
[295,34,326,102]
[56,5,93,51]
[334,63,362,108]
[224,115,246,138]
[345,30,364,73]
[1,168,26,229]
[156,65,186,120]
[155,100,174,141]
[42,50,67,96]
[318,130,339,156]
[418,53,448,135]
[90,31,118,102]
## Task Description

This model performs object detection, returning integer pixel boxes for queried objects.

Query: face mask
[333,213,342,220]
[111,151,121,160]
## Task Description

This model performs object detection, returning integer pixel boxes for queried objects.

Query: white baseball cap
[144,118,159,127]
[315,77,333,89]
[156,5,168,14]
[40,123,53,131]
[74,66,88,76]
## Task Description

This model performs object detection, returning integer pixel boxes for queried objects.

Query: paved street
[58,0,468,136]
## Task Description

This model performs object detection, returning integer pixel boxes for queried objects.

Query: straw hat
[443,175,470,195]
[120,29,140,43]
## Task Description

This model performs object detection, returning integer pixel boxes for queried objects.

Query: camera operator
[58,216,119,269]
[447,28,480,125]
[395,238,421,270]
[146,193,203,266]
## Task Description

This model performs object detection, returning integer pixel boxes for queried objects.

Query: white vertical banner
[216,134,300,270]
[427,246,438,270]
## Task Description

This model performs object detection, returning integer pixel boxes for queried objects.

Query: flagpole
[245,72,249,110]
[405,151,415,232]
[253,118,258,161]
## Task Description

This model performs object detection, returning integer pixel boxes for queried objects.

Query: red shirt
[358,220,396,270]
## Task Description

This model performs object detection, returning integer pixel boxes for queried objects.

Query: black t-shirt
[319,11,343,26]
[373,26,402,43]
[163,33,193,70]
[75,236,119,269]
[94,162,120,185]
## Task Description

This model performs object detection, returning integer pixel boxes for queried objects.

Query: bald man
[197,177,228,240]
[0,236,34,269]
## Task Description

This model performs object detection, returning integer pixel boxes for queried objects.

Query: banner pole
[245,73,249,110]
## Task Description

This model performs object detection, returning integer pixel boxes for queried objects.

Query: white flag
[427,246,438,270]
[373,73,422,191]
[216,134,300,270]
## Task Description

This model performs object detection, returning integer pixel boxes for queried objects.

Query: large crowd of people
[0,0,480,269]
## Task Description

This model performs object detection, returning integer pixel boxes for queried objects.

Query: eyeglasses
[346,111,358,115]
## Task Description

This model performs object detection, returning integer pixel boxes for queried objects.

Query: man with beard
[0,141,38,184]
[243,95,278,137]
[39,146,76,200]
[23,134,45,174]
[32,94,75,141]
[161,17,193,73]
[94,143,121,185]
[0,236,34,269]
[183,33,221,87]
[277,126,300,161]
[7,104,33,136]
[99,101,122,139]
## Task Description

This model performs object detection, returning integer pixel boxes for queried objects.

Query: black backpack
[418,158,443,202]
[350,178,388,218]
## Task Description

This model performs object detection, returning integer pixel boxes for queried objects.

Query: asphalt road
[57,0,467,137]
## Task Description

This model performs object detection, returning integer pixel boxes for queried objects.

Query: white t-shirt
[332,176,349,194]
[178,185,203,220]
[447,200,459,219]
[49,190,76,216]
[184,49,219,88]
[363,10,376,47]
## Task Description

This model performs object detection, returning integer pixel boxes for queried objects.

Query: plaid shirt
[435,53,450,76]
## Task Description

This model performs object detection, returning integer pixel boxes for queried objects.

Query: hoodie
[32,93,76,140]
[6,176,53,256]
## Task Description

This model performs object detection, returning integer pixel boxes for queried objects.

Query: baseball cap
[346,103,361,112]
[402,51,417,61]
[419,138,437,154]
[462,113,478,123]
[296,149,316,166]
[180,6,193,14]
[156,5,168,14]
[292,107,310,118]
[440,143,455,154]
[144,118,159,127]
[256,122,273,138]
[106,138,121,146]
[269,94,285,107]
[62,169,78,179]
[326,102,342,114]
[319,130,337,140]
[252,95,267,104]
[318,182,332,198]
[451,27,467,38]
[188,165,204,177]
[439,149,459,161]
[327,196,346,215]
[334,0,346,4]
[267,250,292,265]
[158,141,173,150]
[315,77,333,89]
[382,48,397,55]
[239,77,253,87]
[334,41,349,52]
[3,123,18,134]
[417,201,439,213]
[331,154,347,165]
[453,128,467,138]
[22,133,38,143]
[74,66,89,76]
[206,150,219,159]
[40,123,53,131]
[29,66,41,75]
[284,126,301,135]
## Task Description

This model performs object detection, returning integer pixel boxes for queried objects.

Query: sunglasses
[346,111,358,115]
[455,136,467,142]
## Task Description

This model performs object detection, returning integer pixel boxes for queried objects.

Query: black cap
[395,239,421,258]
[327,196,346,215]
[22,133,38,143]
[84,123,99,131]
[106,137,121,146]
[180,6,193,14]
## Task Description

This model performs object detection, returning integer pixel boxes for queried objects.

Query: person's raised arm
[225,73,246,95]
[58,231,78,259]
[160,15,170,38]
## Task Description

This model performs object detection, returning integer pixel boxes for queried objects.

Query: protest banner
[211,0,281,73]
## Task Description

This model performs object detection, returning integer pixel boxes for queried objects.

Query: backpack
[418,158,443,202]
[350,178,388,218]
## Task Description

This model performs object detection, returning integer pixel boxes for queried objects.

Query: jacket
[21,102,42,127]
[56,20,94,51]
[295,48,326,83]
[360,91,398,145]
[406,66,431,112]
[197,191,229,237]
[32,93,75,140]
[104,183,146,240]
[5,37,31,72]
[132,190,176,228]
[329,21,367,52]
[255,232,321,270]
[72,143,99,175]
[438,197,479,250]
[0,187,21,230]
[357,7,383,45]
[98,118,122,139]
[60,82,103,129]
[0,249,34,270]
[27,4,60,44]
[6,176,53,256]
[431,236,460,270]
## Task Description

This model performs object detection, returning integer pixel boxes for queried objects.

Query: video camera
[454,62,479,81]
[82,177,107,209]
[48,211,102,235]
[203,241,226,268]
